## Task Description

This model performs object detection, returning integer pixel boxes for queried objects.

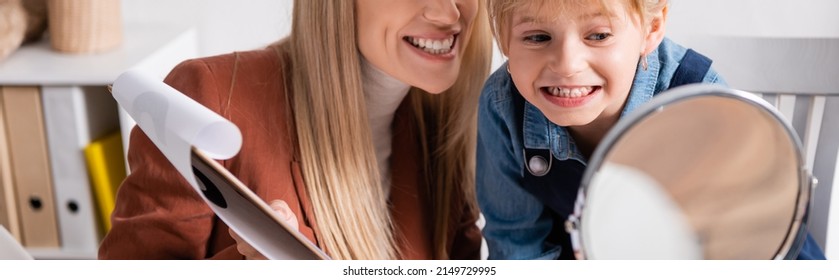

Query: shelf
[27,248,97,260]
[0,22,199,260]
[0,22,198,85]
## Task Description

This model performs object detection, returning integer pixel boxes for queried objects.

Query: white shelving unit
[0,22,197,260]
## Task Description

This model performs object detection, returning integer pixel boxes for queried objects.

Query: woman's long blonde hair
[277,0,492,259]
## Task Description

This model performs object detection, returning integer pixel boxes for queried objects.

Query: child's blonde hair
[488,0,668,54]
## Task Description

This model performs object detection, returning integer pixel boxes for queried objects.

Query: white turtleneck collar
[361,58,410,197]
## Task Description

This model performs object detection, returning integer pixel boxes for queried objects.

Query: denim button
[528,155,549,176]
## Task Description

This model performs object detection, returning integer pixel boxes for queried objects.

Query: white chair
[686,36,839,259]
[762,92,838,259]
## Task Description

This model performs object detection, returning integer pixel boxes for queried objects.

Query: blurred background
[121,0,839,68]
[120,0,839,259]
[1,0,836,260]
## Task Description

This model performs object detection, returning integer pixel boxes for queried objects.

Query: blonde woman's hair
[488,0,668,54]
[277,0,492,260]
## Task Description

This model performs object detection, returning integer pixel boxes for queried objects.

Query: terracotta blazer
[98,47,482,260]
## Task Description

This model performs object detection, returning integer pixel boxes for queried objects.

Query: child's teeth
[548,87,592,97]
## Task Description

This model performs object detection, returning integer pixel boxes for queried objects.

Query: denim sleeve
[796,231,827,260]
[476,87,561,260]
[702,67,727,86]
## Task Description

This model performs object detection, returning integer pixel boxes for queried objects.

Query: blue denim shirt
[476,38,825,260]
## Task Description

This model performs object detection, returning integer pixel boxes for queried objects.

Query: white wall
[120,0,839,70]
[121,0,839,57]
[667,0,839,40]
[122,0,292,57]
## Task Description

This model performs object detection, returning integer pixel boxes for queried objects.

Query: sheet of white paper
[0,226,32,260]
[111,69,326,259]
[112,69,241,187]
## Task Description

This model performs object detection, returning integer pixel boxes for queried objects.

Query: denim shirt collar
[521,48,662,163]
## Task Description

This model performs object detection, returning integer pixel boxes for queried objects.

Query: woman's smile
[404,34,457,55]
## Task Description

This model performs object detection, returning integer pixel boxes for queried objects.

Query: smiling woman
[98,0,492,260]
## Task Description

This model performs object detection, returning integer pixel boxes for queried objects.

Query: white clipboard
[190,148,329,260]
[112,69,329,260]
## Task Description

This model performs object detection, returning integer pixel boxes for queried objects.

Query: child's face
[506,1,660,128]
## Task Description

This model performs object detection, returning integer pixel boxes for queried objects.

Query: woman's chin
[414,80,457,94]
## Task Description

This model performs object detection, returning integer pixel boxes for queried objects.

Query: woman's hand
[228,199,299,260]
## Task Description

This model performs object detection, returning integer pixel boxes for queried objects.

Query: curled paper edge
[111,68,242,192]
[112,69,241,160]
[111,69,326,259]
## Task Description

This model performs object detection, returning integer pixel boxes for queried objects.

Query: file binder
[41,86,114,255]
[0,86,60,248]
[0,94,19,241]
[83,130,126,233]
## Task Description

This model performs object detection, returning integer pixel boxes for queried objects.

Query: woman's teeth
[546,86,593,98]
[406,36,454,55]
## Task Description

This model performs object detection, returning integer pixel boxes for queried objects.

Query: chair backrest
[685,36,839,259]
[760,92,839,260]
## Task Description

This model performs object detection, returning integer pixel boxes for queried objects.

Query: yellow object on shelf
[83,131,126,234]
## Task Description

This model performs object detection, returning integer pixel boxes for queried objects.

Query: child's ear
[641,5,668,56]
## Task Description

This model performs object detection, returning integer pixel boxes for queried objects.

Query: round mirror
[568,84,813,260]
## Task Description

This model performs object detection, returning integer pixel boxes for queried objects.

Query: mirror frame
[566,84,815,260]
